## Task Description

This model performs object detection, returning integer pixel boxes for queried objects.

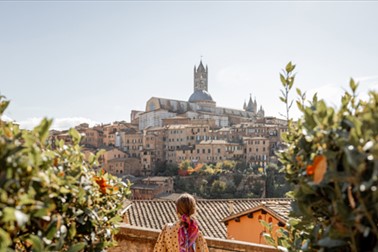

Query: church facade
[136,61,265,130]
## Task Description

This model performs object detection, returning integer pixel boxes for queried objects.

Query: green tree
[264,65,378,251]
[0,96,130,251]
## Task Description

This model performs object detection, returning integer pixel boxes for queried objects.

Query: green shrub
[0,96,131,251]
[268,66,378,251]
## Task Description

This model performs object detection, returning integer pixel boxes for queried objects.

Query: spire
[198,60,205,71]
[246,94,254,112]
[193,59,208,92]
[243,100,247,110]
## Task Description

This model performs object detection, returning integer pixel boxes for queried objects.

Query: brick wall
[110,224,278,252]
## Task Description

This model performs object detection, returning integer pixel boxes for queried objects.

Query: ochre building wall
[226,209,281,244]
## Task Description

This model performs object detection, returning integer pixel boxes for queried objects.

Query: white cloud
[0,114,14,122]
[17,117,99,131]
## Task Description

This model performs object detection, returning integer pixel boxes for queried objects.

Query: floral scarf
[178,214,199,252]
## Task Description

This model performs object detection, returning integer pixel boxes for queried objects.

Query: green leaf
[45,220,58,240]
[296,88,302,96]
[262,233,276,246]
[285,61,295,73]
[68,222,77,239]
[296,101,304,112]
[69,128,81,144]
[67,242,86,252]
[33,118,53,143]
[27,235,44,252]
[0,99,10,115]
[2,207,16,222]
[0,228,11,249]
[349,78,358,93]
[260,219,272,231]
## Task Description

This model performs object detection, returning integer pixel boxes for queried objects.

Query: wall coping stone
[112,224,278,252]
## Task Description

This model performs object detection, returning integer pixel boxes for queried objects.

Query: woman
[154,193,209,252]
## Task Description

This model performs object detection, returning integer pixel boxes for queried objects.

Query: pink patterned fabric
[178,214,199,252]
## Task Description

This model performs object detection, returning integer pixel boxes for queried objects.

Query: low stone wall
[110,224,278,252]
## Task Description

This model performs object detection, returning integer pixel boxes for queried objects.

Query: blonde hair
[176,193,196,217]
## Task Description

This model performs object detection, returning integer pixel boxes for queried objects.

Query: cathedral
[135,60,265,130]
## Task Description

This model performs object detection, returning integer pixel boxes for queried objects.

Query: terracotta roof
[124,198,291,239]
[222,201,292,224]
[142,176,172,182]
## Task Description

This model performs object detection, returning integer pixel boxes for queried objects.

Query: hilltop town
[49,61,289,200]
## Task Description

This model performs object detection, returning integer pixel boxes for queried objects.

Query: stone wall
[110,224,278,252]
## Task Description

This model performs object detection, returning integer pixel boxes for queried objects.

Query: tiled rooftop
[222,201,292,224]
[124,198,291,239]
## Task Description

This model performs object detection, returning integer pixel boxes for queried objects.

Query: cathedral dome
[188,90,213,103]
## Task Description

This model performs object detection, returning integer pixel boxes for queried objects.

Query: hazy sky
[1,1,378,130]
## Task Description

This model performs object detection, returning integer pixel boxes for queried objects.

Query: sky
[1,1,378,130]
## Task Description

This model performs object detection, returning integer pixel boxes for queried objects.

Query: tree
[0,96,130,251]
[264,65,378,251]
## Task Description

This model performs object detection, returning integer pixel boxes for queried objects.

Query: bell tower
[193,60,208,92]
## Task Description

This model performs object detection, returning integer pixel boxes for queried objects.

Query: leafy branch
[279,62,296,122]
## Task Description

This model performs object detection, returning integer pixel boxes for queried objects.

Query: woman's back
[153,221,208,252]
[153,193,209,252]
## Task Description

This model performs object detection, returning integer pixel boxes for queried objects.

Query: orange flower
[95,176,108,194]
[307,155,327,184]
[306,164,314,175]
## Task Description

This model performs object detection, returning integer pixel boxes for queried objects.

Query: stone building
[131,176,174,200]
[81,127,103,148]
[138,60,265,130]
[174,140,243,164]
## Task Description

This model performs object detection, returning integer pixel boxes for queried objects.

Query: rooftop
[222,202,292,224]
[124,198,291,239]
